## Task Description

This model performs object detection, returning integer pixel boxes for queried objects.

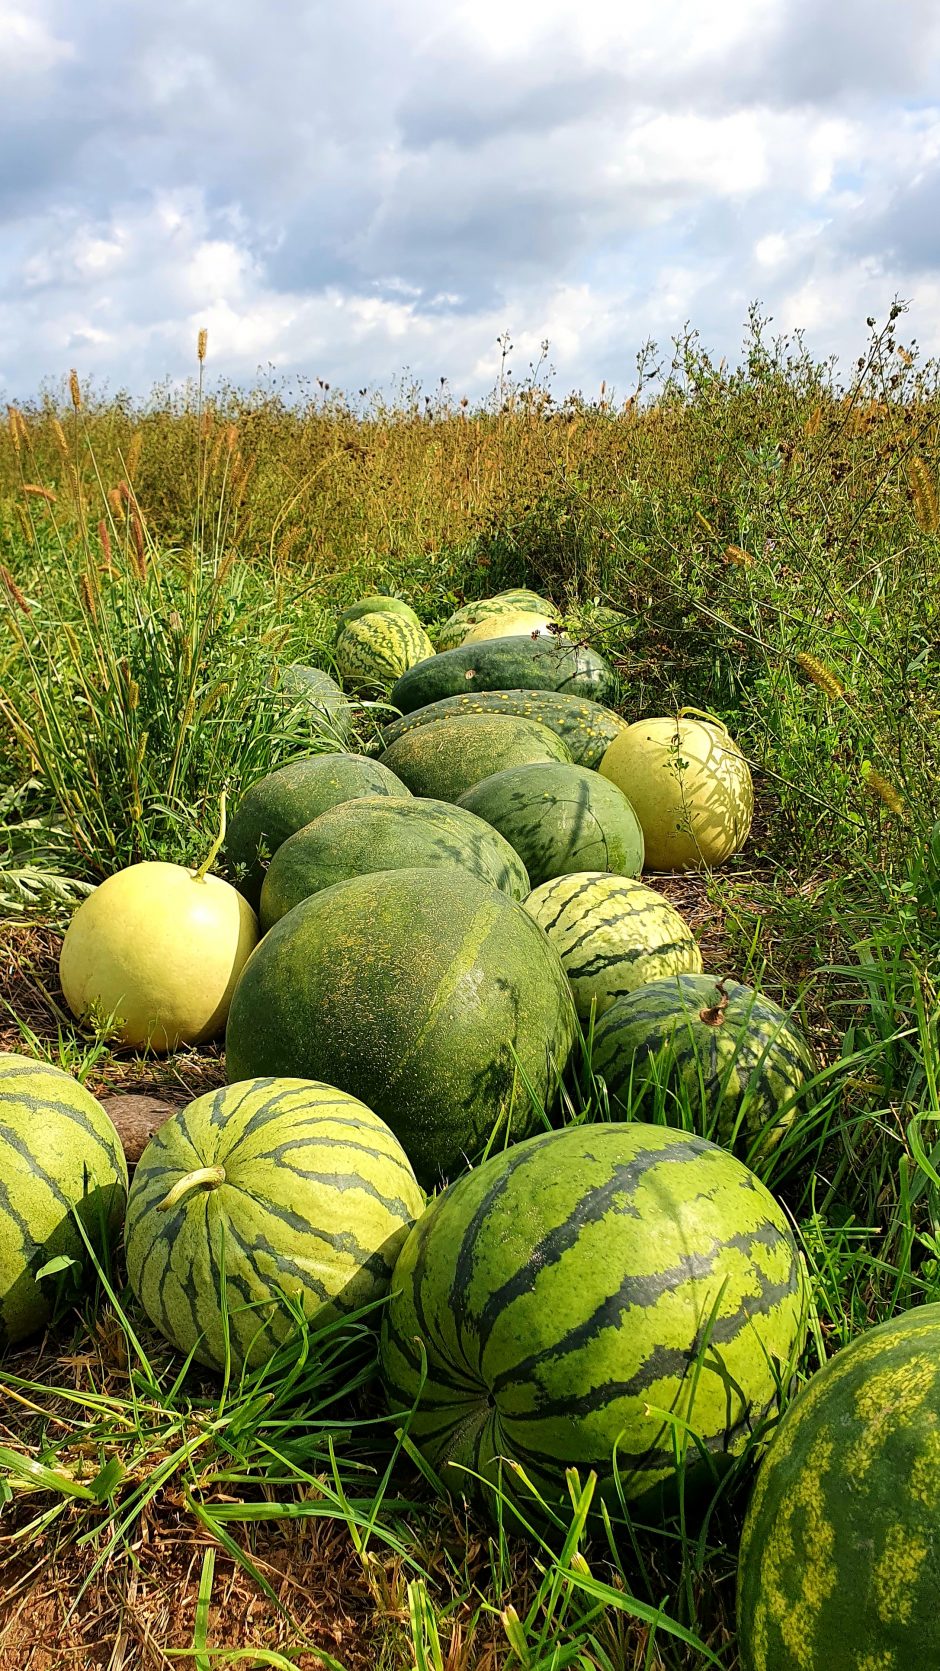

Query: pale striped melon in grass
[335,611,434,691]
[436,589,556,651]
[523,872,703,1022]
[0,1053,128,1346]
[124,1078,424,1372]
[381,1121,806,1518]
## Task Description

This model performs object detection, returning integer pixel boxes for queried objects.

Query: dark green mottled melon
[378,713,570,802]
[738,1304,940,1671]
[591,974,815,1155]
[225,868,577,1185]
[224,753,408,910]
[259,795,530,929]
[271,664,355,740]
[378,690,629,769]
[391,635,614,714]
[380,1121,806,1518]
[458,762,644,886]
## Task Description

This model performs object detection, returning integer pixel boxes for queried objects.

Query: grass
[0,301,939,1666]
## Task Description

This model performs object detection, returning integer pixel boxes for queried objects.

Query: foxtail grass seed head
[125,430,142,479]
[723,544,754,566]
[97,519,112,569]
[861,762,907,820]
[69,369,82,410]
[22,483,56,504]
[52,418,69,460]
[7,405,25,454]
[197,327,208,363]
[0,564,31,614]
[107,486,123,519]
[908,456,940,534]
[795,652,846,701]
[130,514,147,582]
[79,570,98,623]
[225,422,238,452]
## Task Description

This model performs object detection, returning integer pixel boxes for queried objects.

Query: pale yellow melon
[59,863,258,1051]
[599,712,754,870]
[461,611,562,647]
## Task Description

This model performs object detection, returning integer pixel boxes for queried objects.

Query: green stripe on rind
[124,1077,424,1372]
[458,767,644,888]
[377,716,570,804]
[378,690,628,768]
[390,637,614,714]
[738,1305,940,1671]
[335,613,435,689]
[0,1054,128,1347]
[380,1121,805,1514]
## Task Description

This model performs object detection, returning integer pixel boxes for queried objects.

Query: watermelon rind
[259,795,530,929]
[225,867,577,1185]
[523,872,703,1022]
[335,595,422,640]
[124,1077,424,1371]
[0,1053,128,1346]
[390,635,614,714]
[378,713,571,803]
[436,590,556,652]
[380,1120,806,1517]
[599,714,754,871]
[271,664,355,741]
[335,612,434,691]
[737,1303,940,1671]
[591,973,814,1154]
[458,761,644,887]
[224,753,409,910]
[378,690,628,769]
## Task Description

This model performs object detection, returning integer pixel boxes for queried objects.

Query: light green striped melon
[523,872,703,1022]
[381,1121,806,1518]
[379,690,628,769]
[124,1078,424,1371]
[437,590,556,652]
[335,595,422,639]
[260,795,529,929]
[335,612,435,691]
[378,713,570,803]
[591,974,815,1154]
[0,1053,128,1345]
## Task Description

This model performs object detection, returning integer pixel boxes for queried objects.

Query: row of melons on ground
[2,587,926,1669]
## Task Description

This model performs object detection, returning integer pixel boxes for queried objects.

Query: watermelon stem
[157,1165,226,1210]
[193,792,227,883]
[699,977,730,1027]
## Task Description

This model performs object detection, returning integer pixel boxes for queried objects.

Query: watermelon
[335,612,434,691]
[462,612,560,646]
[523,872,703,1023]
[458,762,644,887]
[335,595,422,638]
[599,713,754,870]
[738,1304,940,1671]
[225,868,577,1184]
[224,753,408,909]
[124,1078,424,1372]
[437,590,556,652]
[380,1121,806,1517]
[271,664,355,740]
[390,635,614,715]
[260,795,530,930]
[378,713,570,803]
[379,690,629,769]
[0,1054,128,1345]
[591,974,814,1154]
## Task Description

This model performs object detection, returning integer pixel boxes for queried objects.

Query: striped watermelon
[591,975,814,1154]
[381,1121,806,1516]
[224,753,408,909]
[0,1054,128,1345]
[335,595,422,638]
[271,664,355,741]
[458,762,644,887]
[335,612,434,691]
[125,1078,424,1371]
[437,590,556,652]
[390,635,614,714]
[225,868,577,1185]
[523,873,703,1023]
[738,1304,940,1671]
[378,713,570,803]
[260,795,530,929]
[378,690,628,769]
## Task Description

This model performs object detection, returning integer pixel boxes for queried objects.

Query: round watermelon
[436,590,556,652]
[335,595,422,639]
[458,762,644,887]
[378,690,628,770]
[738,1304,940,1671]
[380,1121,806,1517]
[461,611,560,646]
[378,713,571,803]
[523,872,703,1023]
[335,612,434,691]
[260,795,530,930]
[0,1053,128,1345]
[125,1078,424,1371]
[272,664,355,740]
[591,975,814,1154]
[224,753,408,910]
[225,868,577,1184]
[599,713,753,871]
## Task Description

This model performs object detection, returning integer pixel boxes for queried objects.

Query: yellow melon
[599,711,754,870]
[59,863,258,1051]
[461,611,562,646]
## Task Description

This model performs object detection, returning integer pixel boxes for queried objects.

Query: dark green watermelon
[390,635,614,714]
[378,689,629,769]
[458,761,644,886]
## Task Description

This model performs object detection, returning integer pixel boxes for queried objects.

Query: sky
[2,0,940,404]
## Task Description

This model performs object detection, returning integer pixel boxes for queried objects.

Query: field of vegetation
[0,306,938,1669]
